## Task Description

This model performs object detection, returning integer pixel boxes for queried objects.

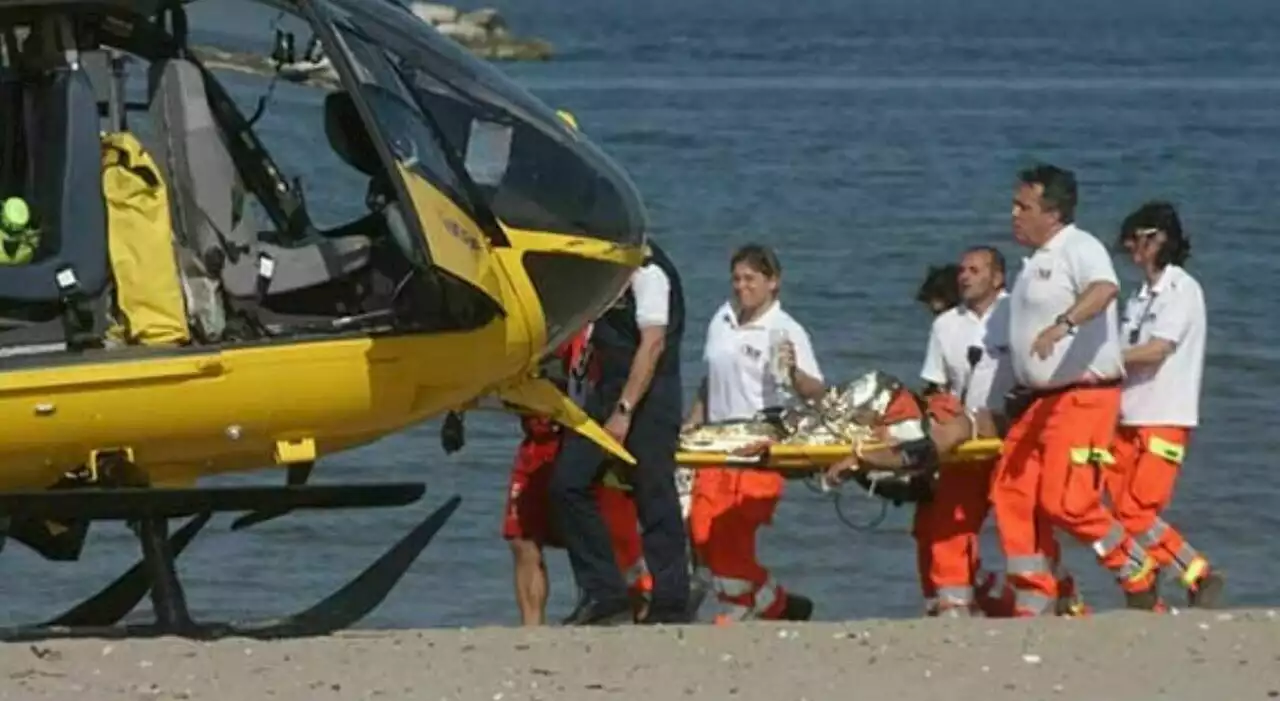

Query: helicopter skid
[0,485,461,642]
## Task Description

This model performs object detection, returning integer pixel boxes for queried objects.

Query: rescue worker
[549,240,691,625]
[913,245,1012,616]
[501,326,652,625]
[1109,201,1223,609]
[852,164,1153,615]
[682,244,824,624]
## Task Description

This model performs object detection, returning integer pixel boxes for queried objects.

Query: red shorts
[503,435,564,546]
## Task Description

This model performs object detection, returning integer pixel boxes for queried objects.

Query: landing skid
[0,484,461,642]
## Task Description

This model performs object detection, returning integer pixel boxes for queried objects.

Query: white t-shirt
[631,264,670,328]
[1008,224,1124,390]
[920,292,1015,412]
[1119,264,1206,427]
[702,300,822,422]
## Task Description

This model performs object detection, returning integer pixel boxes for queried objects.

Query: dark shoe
[1188,571,1225,609]
[561,598,633,626]
[1124,586,1162,611]
[780,593,813,621]
[636,606,693,625]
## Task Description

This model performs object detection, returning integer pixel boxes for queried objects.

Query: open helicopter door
[298,0,648,464]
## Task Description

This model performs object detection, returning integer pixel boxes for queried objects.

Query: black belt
[1025,377,1122,401]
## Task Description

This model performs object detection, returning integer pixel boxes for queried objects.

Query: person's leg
[509,539,548,625]
[627,418,692,620]
[1038,387,1157,607]
[991,397,1058,616]
[549,431,631,621]
[502,437,559,625]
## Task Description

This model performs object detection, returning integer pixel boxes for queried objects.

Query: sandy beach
[3,609,1279,701]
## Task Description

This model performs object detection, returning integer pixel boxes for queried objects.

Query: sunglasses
[1115,227,1162,251]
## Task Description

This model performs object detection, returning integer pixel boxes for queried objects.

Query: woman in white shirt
[1109,201,1221,609]
[682,243,825,623]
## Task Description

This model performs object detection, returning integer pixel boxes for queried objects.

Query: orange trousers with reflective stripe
[912,459,994,611]
[1106,425,1207,586]
[597,485,653,595]
[992,384,1152,615]
[688,466,787,619]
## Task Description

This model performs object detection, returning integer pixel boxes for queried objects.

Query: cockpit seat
[146,58,373,337]
[0,66,111,350]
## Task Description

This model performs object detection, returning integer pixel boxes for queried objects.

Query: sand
[3,609,1279,701]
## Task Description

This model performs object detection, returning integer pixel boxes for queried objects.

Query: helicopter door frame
[294,0,508,313]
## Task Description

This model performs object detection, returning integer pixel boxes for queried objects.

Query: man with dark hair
[835,163,1156,617]
[550,241,691,625]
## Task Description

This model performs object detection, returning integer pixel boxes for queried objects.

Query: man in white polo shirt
[914,245,1012,616]
[987,163,1159,616]
[1108,200,1222,610]
[832,168,1165,616]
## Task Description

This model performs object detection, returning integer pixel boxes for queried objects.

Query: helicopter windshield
[318,0,647,247]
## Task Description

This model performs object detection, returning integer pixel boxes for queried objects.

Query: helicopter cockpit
[0,0,647,366]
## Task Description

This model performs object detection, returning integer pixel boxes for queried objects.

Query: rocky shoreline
[3,609,1280,700]
[193,2,551,91]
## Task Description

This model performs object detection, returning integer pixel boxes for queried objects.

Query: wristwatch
[1054,313,1077,335]
[616,399,634,416]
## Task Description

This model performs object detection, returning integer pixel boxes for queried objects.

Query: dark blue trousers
[549,381,690,613]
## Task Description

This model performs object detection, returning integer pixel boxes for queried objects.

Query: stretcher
[674,438,1004,473]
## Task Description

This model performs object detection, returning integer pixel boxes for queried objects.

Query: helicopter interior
[0,0,649,374]
[0,7,486,368]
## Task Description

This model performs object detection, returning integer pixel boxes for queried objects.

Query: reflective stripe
[1070,447,1116,465]
[623,558,649,587]
[1181,555,1209,587]
[1137,519,1169,549]
[936,586,974,607]
[1119,552,1157,585]
[752,579,780,618]
[600,469,632,492]
[1091,522,1127,557]
[714,576,756,598]
[1014,591,1054,615]
[1006,554,1052,575]
[1172,544,1201,573]
[1147,435,1185,464]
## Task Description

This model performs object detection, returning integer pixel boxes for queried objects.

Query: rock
[435,20,488,43]
[409,1,460,24]
[458,7,507,33]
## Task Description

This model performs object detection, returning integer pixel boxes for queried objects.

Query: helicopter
[0,0,649,640]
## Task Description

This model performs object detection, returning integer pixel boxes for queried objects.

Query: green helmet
[0,197,39,265]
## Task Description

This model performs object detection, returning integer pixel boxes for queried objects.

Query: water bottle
[769,327,794,401]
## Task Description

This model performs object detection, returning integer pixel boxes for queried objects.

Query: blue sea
[3,0,1279,628]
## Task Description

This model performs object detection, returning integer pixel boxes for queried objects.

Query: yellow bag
[100,131,190,346]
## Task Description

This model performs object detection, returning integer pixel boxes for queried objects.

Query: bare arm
[1123,338,1175,370]
[1061,280,1119,326]
[791,367,826,401]
[618,326,665,411]
[684,377,708,428]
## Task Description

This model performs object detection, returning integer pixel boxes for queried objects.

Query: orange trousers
[912,460,995,614]
[991,384,1155,615]
[598,485,653,595]
[688,467,788,620]
[1107,425,1210,590]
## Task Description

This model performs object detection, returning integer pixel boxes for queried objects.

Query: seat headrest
[324,91,381,177]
